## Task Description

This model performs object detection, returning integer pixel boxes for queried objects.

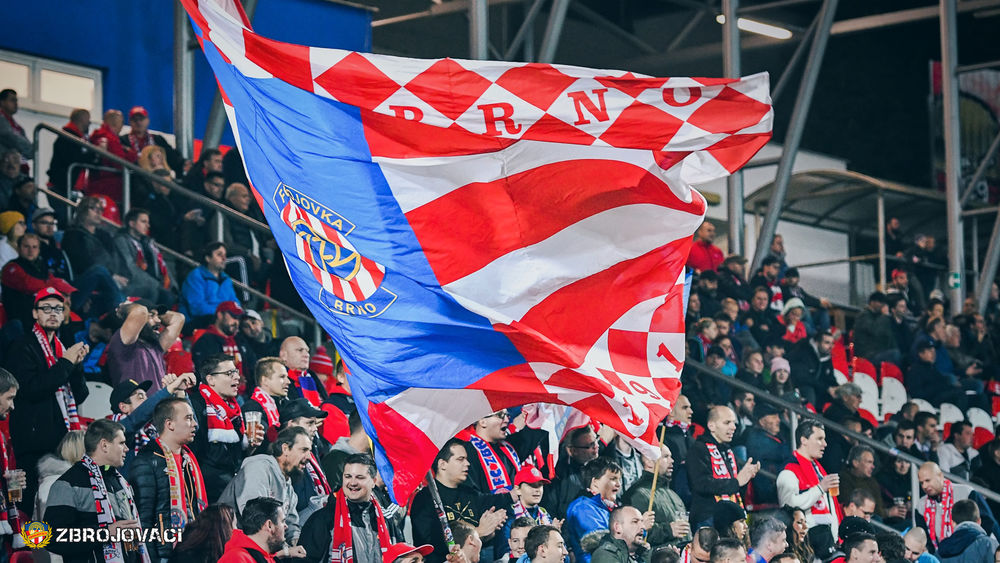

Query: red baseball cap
[34,287,65,305]
[514,465,550,486]
[129,106,148,119]
[216,301,244,317]
[383,543,433,563]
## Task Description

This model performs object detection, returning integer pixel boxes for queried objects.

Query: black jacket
[62,225,125,278]
[300,494,400,563]
[120,132,184,176]
[5,331,89,457]
[128,442,205,560]
[48,124,98,193]
[188,388,246,502]
[787,339,837,399]
[686,435,743,525]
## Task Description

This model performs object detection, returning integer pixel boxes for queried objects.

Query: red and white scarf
[128,236,170,288]
[128,132,152,154]
[0,431,18,537]
[288,369,322,408]
[512,501,552,525]
[925,479,955,548]
[250,387,281,430]
[705,442,744,508]
[33,323,81,430]
[664,419,691,432]
[329,490,392,563]
[307,452,332,496]
[157,439,208,532]
[467,433,521,493]
[111,412,156,455]
[81,455,151,563]
[783,451,841,526]
[199,384,243,443]
[200,326,243,374]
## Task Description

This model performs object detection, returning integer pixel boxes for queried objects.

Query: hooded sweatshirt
[218,454,300,544]
[35,454,73,522]
[218,529,276,563]
[936,521,998,563]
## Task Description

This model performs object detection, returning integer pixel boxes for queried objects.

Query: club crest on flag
[275,182,397,318]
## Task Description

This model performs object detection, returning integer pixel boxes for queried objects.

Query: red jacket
[687,239,724,273]
[218,530,275,563]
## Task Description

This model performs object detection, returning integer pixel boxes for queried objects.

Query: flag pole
[646,423,667,514]
[426,472,456,548]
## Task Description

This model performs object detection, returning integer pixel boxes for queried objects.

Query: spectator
[718,255,752,309]
[823,384,865,427]
[777,419,841,539]
[841,489,877,522]
[696,270,722,318]
[320,410,369,492]
[875,531,906,563]
[236,309,279,375]
[4,287,89,512]
[34,429,85,529]
[129,397,207,561]
[590,506,651,563]
[911,413,940,464]
[410,438,508,563]
[842,533,879,563]
[113,207,176,304]
[0,89,30,159]
[182,148,224,192]
[210,182,264,272]
[853,292,900,365]
[110,373,196,474]
[779,298,807,344]
[565,457,623,563]
[0,369,18,551]
[821,417,863,475]
[43,419,149,563]
[181,241,240,326]
[935,499,998,563]
[299,452,401,563]
[714,500,749,551]
[782,508,813,563]
[901,528,937,563]
[281,336,328,408]
[709,538,748,563]
[660,395,693,507]
[120,106,183,176]
[731,389,755,446]
[0,209,25,265]
[106,301,185,392]
[887,295,915,359]
[600,432,642,492]
[903,234,937,300]
[877,454,913,524]
[178,169,226,256]
[0,150,19,210]
[384,543,434,563]
[244,357,291,441]
[767,234,788,278]
[885,217,905,257]
[686,405,759,526]
[780,267,832,334]
[623,443,690,548]
[906,341,967,410]
[736,348,765,388]
[497,465,554,557]
[682,527,718,563]
[936,421,979,480]
[687,222,723,273]
[87,109,137,204]
[61,195,130,292]
[749,518,787,563]
[188,354,260,501]
[134,144,181,246]
[218,497,295,562]
[453,519,484,563]
[277,399,333,524]
[916,462,1000,549]
[974,440,1000,521]
[1,233,77,326]
[168,504,236,563]
[505,518,535,563]
[32,208,69,277]
[750,256,785,314]
[886,269,924,316]
[48,108,97,198]
[460,407,545,496]
[787,331,837,408]
[191,301,245,378]
[6,175,37,220]
[837,446,883,516]
[744,402,791,506]
[219,426,311,545]
[767,356,796,399]
[743,287,781,347]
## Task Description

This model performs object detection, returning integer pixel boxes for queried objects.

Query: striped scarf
[81,455,151,563]
[329,491,391,563]
[306,452,332,496]
[199,384,243,443]
[925,479,955,548]
[157,439,208,531]
[128,236,171,288]
[289,369,322,407]
[250,387,281,430]
[33,323,80,430]
[111,412,157,455]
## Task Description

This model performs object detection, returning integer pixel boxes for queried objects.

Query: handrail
[32,123,270,234]
[684,358,1000,505]
[37,184,319,328]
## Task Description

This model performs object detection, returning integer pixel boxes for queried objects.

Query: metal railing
[684,358,1000,508]
[31,124,324,343]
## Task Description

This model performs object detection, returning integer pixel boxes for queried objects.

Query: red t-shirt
[687,240,724,272]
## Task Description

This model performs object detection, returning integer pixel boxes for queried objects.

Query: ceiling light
[716,15,794,40]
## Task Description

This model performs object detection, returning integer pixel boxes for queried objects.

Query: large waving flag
[181,0,772,503]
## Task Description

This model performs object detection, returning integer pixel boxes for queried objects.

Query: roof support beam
[750,0,839,274]
[723,0,744,256]
[503,0,547,60]
[830,0,1000,35]
[568,2,659,55]
[940,0,966,315]
[538,0,571,63]
[372,0,523,27]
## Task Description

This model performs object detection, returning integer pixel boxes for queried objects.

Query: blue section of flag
[200,41,527,406]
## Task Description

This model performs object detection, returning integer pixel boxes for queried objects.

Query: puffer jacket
[128,442,206,560]
[565,493,611,563]
[590,533,648,563]
[937,521,999,563]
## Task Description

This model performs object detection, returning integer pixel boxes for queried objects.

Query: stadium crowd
[0,89,1000,563]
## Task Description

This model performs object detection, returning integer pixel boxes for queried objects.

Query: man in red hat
[4,287,90,512]
[384,543,434,563]
[192,300,244,380]
[119,106,183,176]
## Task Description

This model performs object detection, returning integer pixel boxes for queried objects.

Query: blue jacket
[937,521,998,563]
[180,265,239,318]
[565,494,611,563]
